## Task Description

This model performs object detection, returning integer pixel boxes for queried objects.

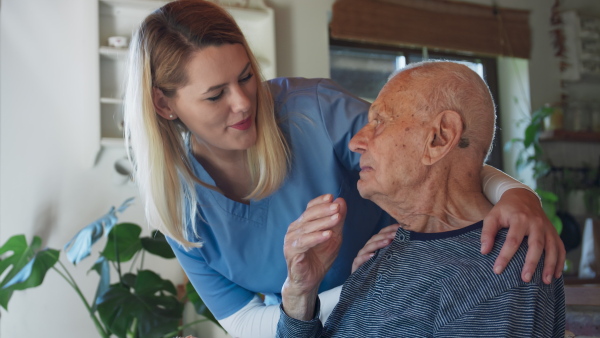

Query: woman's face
[168,43,258,158]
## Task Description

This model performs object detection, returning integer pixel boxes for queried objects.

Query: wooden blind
[330,0,531,59]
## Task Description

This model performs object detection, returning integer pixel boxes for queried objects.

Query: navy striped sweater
[277,221,565,337]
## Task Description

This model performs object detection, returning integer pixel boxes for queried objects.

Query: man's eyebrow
[368,104,381,119]
[203,62,251,94]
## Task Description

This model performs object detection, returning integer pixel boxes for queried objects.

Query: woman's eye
[207,90,224,102]
[240,72,254,83]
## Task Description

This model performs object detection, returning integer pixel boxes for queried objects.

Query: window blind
[330,0,531,59]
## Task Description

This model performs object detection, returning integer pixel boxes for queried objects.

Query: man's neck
[374,165,493,233]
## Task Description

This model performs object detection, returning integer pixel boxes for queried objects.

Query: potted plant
[505,105,563,234]
[0,198,221,338]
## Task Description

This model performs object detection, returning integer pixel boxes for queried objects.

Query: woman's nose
[231,84,251,114]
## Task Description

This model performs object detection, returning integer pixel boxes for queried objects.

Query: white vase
[578,218,600,279]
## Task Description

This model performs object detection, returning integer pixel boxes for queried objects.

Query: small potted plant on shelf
[0,198,221,338]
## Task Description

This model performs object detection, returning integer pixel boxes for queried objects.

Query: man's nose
[349,124,371,154]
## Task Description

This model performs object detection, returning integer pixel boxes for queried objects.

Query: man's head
[348,61,496,204]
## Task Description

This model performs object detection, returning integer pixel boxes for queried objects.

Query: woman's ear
[152,87,177,120]
[422,110,463,165]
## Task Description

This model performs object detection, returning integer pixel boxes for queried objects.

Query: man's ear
[422,110,463,165]
[152,87,177,120]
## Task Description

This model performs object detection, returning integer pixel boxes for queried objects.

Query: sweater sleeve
[481,164,540,205]
[276,297,324,338]
[218,286,342,338]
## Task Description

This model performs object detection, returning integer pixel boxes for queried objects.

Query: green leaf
[141,231,175,259]
[516,155,528,173]
[96,271,183,338]
[102,223,142,263]
[0,235,44,309]
[550,214,563,235]
[523,124,538,148]
[96,284,139,338]
[2,249,59,290]
[64,199,136,265]
[121,273,137,289]
[135,270,177,296]
[537,189,558,202]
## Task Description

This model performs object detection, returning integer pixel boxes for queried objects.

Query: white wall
[1,0,598,337]
[0,0,183,337]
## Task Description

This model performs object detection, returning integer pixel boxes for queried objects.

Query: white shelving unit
[96,0,277,155]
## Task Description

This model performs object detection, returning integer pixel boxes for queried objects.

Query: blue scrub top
[168,77,392,319]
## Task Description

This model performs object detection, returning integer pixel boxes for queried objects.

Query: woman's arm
[480,165,566,284]
[353,166,565,285]
[219,287,342,338]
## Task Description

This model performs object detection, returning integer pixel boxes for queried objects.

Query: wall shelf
[95,0,276,163]
[540,130,600,142]
[99,46,129,59]
[100,97,124,104]
[101,137,126,147]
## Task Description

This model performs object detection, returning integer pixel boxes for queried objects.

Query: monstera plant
[0,198,220,338]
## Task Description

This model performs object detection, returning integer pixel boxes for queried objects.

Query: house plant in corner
[505,104,563,234]
[0,198,220,338]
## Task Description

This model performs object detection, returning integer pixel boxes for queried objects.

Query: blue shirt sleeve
[167,237,255,319]
[314,79,371,172]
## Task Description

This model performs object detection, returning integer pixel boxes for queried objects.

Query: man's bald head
[390,61,497,163]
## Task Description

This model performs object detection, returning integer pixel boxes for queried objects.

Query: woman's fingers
[351,224,400,273]
[352,253,374,273]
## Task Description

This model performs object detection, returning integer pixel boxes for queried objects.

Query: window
[330,40,503,169]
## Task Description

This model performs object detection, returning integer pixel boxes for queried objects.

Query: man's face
[348,73,430,202]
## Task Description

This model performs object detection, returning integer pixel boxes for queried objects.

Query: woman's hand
[352,224,400,273]
[481,188,566,285]
[281,194,346,320]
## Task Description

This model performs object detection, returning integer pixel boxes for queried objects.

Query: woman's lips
[230,116,252,130]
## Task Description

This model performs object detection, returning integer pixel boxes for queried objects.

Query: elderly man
[277,61,565,337]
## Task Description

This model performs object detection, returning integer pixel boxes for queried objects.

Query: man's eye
[207,90,224,102]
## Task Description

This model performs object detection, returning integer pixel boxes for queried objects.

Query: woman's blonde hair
[124,0,289,248]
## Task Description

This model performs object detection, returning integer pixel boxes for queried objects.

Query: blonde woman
[124,1,565,337]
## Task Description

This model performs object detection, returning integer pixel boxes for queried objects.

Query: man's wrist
[281,282,319,321]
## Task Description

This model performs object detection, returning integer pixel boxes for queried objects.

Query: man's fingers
[481,213,502,254]
[520,233,544,282]
[290,202,341,234]
[306,194,333,209]
[285,229,334,256]
[493,226,526,274]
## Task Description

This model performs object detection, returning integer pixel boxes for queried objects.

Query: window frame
[330,38,503,170]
